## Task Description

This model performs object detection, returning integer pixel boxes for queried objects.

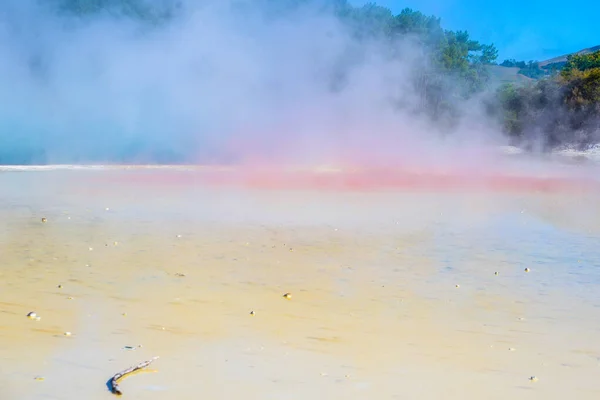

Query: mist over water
[0,0,508,166]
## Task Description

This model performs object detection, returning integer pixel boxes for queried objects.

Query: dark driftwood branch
[108,356,159,396]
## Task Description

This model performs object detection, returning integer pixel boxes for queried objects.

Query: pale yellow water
[1,169,600,400]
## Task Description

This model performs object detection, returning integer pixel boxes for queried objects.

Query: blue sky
[351,0,600,61]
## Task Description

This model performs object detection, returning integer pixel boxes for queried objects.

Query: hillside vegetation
[497,45,600,82]
[539,45,600,68]
[491,49,600,149]
[487,65,534,87]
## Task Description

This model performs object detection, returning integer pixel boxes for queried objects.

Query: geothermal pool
[1,166,600,400]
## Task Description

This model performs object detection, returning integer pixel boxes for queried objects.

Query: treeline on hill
[490,50,600,150]
[499,59,552,79]
[498,58,565,79]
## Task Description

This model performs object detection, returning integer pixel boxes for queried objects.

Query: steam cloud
[0,0,507,166]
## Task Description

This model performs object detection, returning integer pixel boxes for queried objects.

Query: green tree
[342,3,395,39]
[477,44,499,65]
[562,68,600,110]
[561,50,600,76]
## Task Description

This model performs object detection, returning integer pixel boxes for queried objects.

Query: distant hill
[491,44,600,84]
[538,45,600,68]
[486,64,534,87]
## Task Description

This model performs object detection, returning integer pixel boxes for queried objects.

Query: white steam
[0,0,505,165]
